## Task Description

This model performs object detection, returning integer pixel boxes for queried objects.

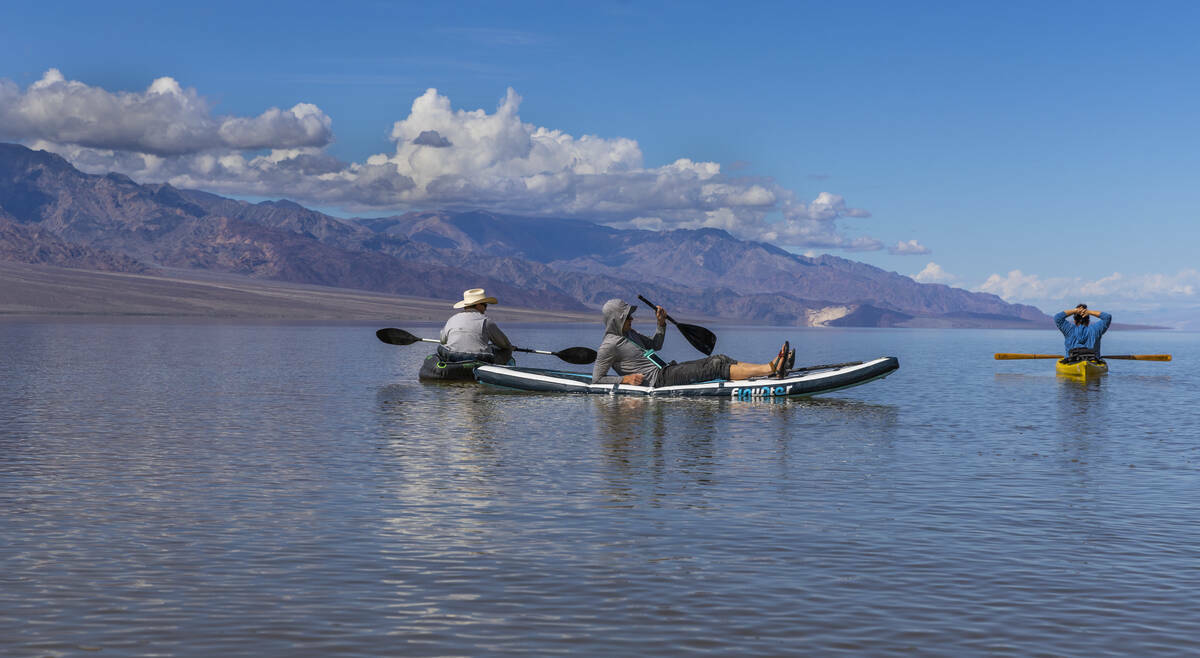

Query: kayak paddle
[375,328,598,365]
[994,352,1171,361]
[636,295,716,355]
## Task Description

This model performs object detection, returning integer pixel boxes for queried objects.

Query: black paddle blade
[636,295,717,355]
[677,322,716,355]
[554,347,598,365]
[375,327,420,346]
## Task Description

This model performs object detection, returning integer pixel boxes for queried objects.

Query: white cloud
[3,72,889,251]
[889,239,931,255]
[912,262,957,284]
[976,268,1200,312]
[0,69,332,156]
[758,193,881,251]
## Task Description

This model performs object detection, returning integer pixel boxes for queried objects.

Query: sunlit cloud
[912,262,957,284]
[2,70,896,251]
[889,239,931,255]
[976,268,1200,312]
[0,69,331,156]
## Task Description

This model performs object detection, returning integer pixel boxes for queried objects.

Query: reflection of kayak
[1055,358,1108,380]
[474,356,899,399]
[418,354,486,382]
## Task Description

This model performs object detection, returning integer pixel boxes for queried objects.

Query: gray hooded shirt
[591,299,666,387]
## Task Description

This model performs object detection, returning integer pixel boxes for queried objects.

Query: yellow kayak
[1055,358,1108,379]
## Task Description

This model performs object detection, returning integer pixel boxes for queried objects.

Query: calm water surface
[1,320,1197,656]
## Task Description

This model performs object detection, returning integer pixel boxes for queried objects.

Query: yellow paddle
[993,353,1171,361]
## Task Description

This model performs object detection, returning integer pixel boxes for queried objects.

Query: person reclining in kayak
[439,288,514,364]
[1053,303,1112,362]
[591,298,794,387]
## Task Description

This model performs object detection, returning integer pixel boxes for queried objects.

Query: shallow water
[1,320,1197,656]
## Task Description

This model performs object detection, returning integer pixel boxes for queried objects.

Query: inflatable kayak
[474,356,899,399]
[418,354,488,382]
[1055,358,1108,380]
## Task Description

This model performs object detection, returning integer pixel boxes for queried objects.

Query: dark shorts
[660,354,736,386]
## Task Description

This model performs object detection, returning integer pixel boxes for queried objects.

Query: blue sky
[3,1,1199,324]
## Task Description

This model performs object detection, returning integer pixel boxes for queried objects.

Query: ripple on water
[2,323,1198,655]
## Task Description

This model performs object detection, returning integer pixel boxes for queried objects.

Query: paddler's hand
[621,373,644,385]
[655,305,667,327]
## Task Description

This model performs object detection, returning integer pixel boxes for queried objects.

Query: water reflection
[1054,373,1105,425]
[8,322,1200,656]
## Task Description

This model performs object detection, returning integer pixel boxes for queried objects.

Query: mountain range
[0,142,1047,327]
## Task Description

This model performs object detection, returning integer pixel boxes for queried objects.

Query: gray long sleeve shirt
[591,299,666,387]
[440,311,512,353]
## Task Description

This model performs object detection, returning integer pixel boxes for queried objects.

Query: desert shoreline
[0,261,1167,330]
[0,261,598,324]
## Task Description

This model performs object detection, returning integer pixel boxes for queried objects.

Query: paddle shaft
[636,295,681,326]
[994,352,1171,361]
[375,328,596,364]
[636,295,717,355]
[513,347,560,356]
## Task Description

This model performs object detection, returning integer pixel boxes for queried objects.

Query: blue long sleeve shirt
[1054,311,1112,354]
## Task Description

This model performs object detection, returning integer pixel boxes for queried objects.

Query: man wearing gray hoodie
[591,299,793,387]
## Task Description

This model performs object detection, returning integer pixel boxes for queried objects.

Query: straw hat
[453,288,498,309]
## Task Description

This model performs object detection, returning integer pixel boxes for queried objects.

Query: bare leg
[728,341,790,379]
[730,362,774,379]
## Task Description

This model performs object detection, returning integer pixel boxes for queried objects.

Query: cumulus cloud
[0,69,332,156]
[751,192,880,251]
[912,262,957,284]
[889,239,931,255]
[977,268,1200,311]
[2,71,898,251]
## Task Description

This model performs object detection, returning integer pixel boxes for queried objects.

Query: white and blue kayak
[474,356,899,400]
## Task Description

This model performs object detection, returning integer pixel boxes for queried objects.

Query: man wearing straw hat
[439,288,514,364]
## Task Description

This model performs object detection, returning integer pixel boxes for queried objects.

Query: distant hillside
[352,209,1047,326]
[0,141,1048,326]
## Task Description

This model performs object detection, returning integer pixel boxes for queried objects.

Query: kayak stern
[1055,358,1108,380]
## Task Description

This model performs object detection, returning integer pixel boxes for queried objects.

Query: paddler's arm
[484,318,513,350]
[1053,311,1071,333]
[591,343,643,385]
[647,305,667,350]
[1094,310,1112,333]
[591,343,620,384]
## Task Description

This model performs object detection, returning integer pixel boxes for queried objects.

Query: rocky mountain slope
[0,142,1046,326]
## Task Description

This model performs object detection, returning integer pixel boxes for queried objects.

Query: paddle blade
[554,346,598,365]
[636,294,717,355]
[1103,354,1172,361]
[677,322,717,355]
[376,327,421,346]
[994,353,1063,360]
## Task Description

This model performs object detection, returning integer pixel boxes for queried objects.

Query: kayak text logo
[732,385,790,400]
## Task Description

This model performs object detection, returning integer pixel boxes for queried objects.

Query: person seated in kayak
[591,298,795,387]
[439,288,513,364]
[1053,303,1112,362]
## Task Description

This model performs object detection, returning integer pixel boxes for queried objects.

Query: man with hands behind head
[1053,303,1112,361]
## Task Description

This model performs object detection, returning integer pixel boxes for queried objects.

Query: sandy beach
[0,261,596,323]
